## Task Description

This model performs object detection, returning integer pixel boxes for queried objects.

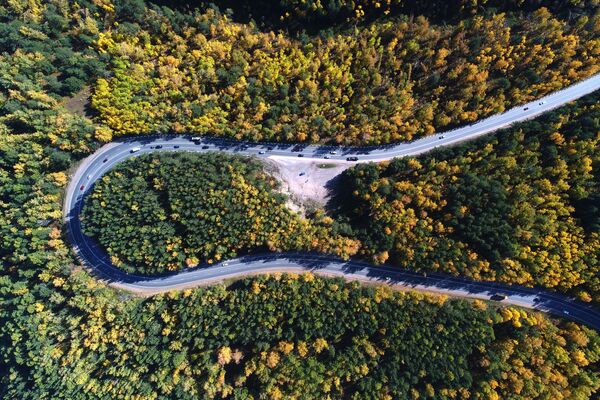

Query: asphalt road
[64,74,600,330]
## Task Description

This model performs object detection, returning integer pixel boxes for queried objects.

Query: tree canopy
[81,152,358,274]
[90,4,600,144]
[0,0,599,398]
[333,91,600,303]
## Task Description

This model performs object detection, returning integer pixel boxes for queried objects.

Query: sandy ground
[263,156,352,213]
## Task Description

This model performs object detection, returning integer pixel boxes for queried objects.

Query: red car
[80,185,85,190]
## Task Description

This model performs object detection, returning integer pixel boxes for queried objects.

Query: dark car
[174,145,180,149]
[267,146,274,151]
[524,107,529,111]
[298,154,304,157]
[490,294,508,301]
[80,185,85,191]
[346,156,358,161]
[202,145,210,149]
[102,158,108,163]
[155,145,163,149]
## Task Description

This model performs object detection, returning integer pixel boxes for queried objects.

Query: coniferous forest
[0,0,599,398]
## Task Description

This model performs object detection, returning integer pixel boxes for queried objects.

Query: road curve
[64,74,600,330]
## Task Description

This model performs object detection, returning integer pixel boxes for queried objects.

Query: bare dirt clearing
[263,156,352,213]
[61,85,92,117]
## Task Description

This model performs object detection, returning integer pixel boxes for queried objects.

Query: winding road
[64,74,600,330]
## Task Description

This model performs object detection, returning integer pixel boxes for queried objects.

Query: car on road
[174,145,180,149]
[298,154,304,157]
[524,107,529,111]
[87,175,92,180]
[202,145,210,149]
[102,158,108,163]
[490,294,508,301]
[130,147,141,153]
[438,135,444,139]
[299,172,305,176]
[324,155,330,159]
[346,156,358,161]
[191,136,202,141]
[80,185,85,191]
[155,145,163,149]
[563,310,570,315]
[258,151,266,154]
[267,146,274,151]
[329,150,338,154]
[539,101,545,105]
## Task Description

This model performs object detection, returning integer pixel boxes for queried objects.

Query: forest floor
[61,85,93,118]
[264,156,351,214]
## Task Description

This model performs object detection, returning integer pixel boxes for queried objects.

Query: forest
[271,0,598,23]
[81,152,358,274]
[333,91,600,303]
[206,0,600,30]
[90,2,600,144]
[82,91,600,300]
[2,272,600,399]
[0,0,599,398]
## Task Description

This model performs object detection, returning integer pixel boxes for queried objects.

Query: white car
[130,147,141,153]
[191,136,202,141]
[258,151,265,154]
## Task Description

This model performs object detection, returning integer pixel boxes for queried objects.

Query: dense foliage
[243,0,600,29]
[334,91,600,302]
[3,273,600,399]
[0,0,599,398]
[81,152,358,274]
[0,0,107,97]
[91,4,600,144]
[160,0,599,32]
